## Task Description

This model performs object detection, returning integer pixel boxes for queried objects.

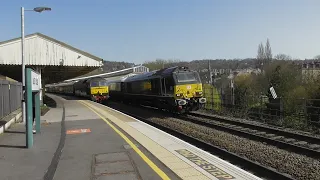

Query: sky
[1,0,319,64]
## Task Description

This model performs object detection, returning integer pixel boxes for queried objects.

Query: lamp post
[21,6,51,124]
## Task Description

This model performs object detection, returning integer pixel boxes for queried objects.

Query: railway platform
[0,94,263,180]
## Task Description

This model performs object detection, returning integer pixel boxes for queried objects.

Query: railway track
[107,103,294,180]
[187,112,320,159]
[110,101,320,159]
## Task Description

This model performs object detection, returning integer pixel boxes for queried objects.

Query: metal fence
[0,80,22,119]
[202,84,320,131]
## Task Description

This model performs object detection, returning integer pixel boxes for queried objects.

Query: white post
[21,7,26,124]
[37,67,43,105]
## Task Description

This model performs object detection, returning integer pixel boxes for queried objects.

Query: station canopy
[0,32,103,84]
[64,65,149,82]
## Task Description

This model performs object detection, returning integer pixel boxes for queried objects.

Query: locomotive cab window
[99,81,108,86]
[175,72,200,84]
[90,81,100,87]
[151,78,161,95]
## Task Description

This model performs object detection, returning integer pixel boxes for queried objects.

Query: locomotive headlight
[176,93,184,97]
[177,99,187,106]
[199,98,206,104]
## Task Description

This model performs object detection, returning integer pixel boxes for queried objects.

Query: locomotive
[46,77,109,103]
[107,66,206,114]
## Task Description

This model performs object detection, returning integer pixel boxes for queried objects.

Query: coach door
[161,78,166,95]
[161,77,174,96]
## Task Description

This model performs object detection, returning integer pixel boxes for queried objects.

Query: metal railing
[0,80,22,119]
[202,84,320,131]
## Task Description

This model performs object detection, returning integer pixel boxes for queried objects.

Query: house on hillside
[302,61,320,81]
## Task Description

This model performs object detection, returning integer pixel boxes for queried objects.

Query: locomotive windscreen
[90,80,108,87]
[175,72,200,84]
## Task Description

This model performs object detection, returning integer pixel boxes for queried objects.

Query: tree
[265,38,272,62]
[263,61,302,98]
[143,59,183,71]
[256,42,265,69]
[314,55,320,60]
[143,59,166,70]
[274,54,292,61]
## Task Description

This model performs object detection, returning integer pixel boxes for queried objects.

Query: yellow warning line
[78,100,171,180]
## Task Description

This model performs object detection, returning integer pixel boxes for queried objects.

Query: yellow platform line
[78,100,171,180]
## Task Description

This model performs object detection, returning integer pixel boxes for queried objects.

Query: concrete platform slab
[0,94,64,180]
[95,152,131,163]
[40,108,63,123]
[96,173,138,180]
[0,93,263,180]
[83,100,263,180]
[52,96,180,180]
[0,121,61,180]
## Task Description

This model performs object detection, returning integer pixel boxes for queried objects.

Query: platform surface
[0,94,263,180]
[83,99,263,180]
[53,95,179,180]
[0,94,179,180]
[0,95,63,180]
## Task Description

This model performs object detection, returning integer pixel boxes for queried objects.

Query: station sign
[31,70,40,91]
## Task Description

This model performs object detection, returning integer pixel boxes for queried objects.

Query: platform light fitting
[33,7,52,13]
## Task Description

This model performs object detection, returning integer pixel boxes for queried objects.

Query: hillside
[75,58,309,79]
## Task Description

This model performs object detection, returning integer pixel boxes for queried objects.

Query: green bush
[203,84,221,111]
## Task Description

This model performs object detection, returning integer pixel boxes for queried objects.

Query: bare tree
[256,42,265,69]
[265,38,272,62]
[274,54,292,61]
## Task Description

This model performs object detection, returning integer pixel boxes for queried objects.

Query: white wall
[0,35,101,67]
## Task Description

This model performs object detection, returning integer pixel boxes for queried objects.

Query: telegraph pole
[208,60,212,84]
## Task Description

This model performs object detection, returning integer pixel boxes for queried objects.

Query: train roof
[73,76,106,85]
[124,66,192,82]
[46,81,76,87]
[104,73,139,83]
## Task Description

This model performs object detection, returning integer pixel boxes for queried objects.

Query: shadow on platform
[4,130,25,134]
[44,95,57,108]
[51,94,88,101]
[0,129,26,149]
[0,144,26,149]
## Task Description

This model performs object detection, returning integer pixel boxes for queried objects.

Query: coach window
[144,80,152,94]
[121,82,126,92]
[126,83,132,93]
[132,81,141,93]
[161,78,166,95]
[151,78,161,95]
[164,77,174,95]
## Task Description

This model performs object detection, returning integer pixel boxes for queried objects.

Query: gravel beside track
[151,117,320,180]
[107,102,320,180]
[185,114,320,158]
[198,109,320,138]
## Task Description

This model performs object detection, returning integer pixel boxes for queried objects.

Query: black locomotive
[107,66,206,114]
[46,77,109,103]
